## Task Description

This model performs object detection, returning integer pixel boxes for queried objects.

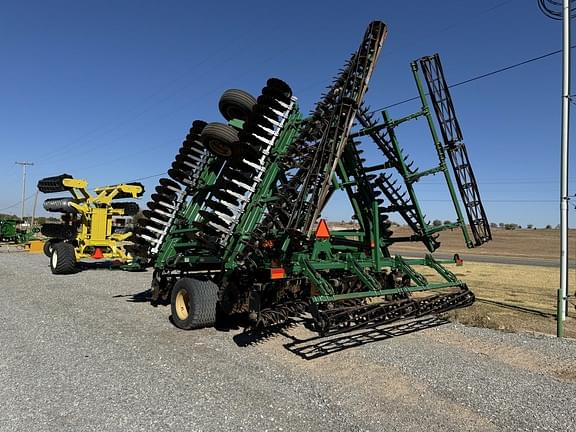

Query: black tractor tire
[113,201,140,216]
[50,242,77,275]
[43,240,51,257]
[218,89,257,122]
[200,122,239,158]
[171,277,218,330]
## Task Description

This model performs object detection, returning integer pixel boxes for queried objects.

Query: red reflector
[315,219,330,239]
[270,268,286,280]
[454,253,464,266]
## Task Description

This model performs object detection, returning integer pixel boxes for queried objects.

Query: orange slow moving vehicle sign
[315,219,331,239]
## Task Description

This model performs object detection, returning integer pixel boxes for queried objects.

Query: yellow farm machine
[37,174,144,274]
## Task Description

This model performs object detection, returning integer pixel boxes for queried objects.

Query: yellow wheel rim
[175,289,190,321]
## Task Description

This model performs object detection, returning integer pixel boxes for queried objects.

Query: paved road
[1,253,575,431]
[392,250,562,268]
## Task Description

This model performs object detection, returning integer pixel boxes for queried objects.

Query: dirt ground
[389,226,574,259]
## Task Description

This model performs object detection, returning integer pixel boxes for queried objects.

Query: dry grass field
[400,228,576,338]
[389,226,576,259]
[419,261,576,338]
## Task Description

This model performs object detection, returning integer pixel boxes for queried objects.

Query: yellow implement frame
[52,178,144,262]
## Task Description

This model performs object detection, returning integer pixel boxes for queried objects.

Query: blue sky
[0,0,571,227]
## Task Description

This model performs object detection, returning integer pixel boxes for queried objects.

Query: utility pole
[538,0,575,337]
[31,189,39,228]
[15,161,34,225]
[559,0,571,337]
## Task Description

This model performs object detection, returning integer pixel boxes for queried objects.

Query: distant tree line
[0,213,60,224]
[488,222,559,230]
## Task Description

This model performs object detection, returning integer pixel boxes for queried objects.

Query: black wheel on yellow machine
[218,89,257,122]
[200,122,239,158]
[170,277,218,330]
[50,242,77,275]
[43,239,60,257]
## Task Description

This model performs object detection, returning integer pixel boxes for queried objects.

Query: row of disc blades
[182,79,295,254]
[132,79,294,261]
[132,120,210,256]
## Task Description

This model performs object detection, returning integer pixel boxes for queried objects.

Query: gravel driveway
[1,252,574,431]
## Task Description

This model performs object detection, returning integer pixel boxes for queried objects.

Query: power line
[419,179,576,185]
[538,0,576,19]
[126,172,167,183]
[421,199,556,202]
[0,192,36,213]
[370,45,576,112]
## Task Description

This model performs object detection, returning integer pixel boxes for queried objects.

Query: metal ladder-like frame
[419,54,492,246]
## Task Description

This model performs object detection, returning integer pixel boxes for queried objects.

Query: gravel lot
[1,251,575,432]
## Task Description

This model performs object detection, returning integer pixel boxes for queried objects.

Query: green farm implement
[37,175,144,274]
[133,21,491,335]
[0,220,34,244]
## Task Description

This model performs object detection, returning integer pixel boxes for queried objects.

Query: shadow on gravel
[232,316,448,360]
[232,321,299,347]
[112,289,154,303]
[282,317,448,360]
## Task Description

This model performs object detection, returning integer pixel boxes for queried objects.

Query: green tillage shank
[291,242,464,303]
[346,67,473,250]
[280,65,473,304]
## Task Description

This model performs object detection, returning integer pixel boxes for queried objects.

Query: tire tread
[50,242,77,275]
[171,278,218,329]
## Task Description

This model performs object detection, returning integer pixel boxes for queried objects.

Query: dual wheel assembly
[201,79,292,160]
[200,89,255,159]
